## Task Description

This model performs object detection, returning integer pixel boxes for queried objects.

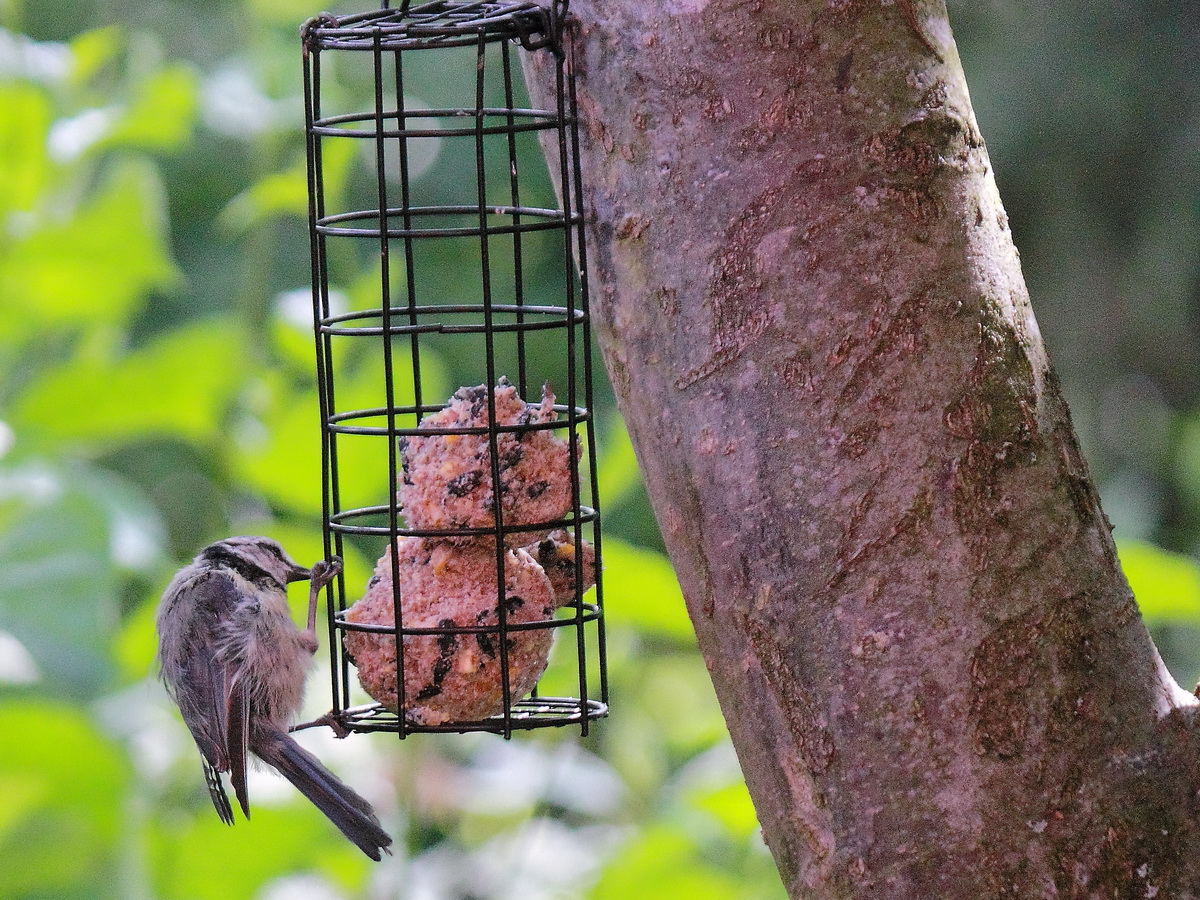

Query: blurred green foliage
[0,1,1196,898]
[0,4,779,898]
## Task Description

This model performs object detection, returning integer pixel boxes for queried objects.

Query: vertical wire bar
[304,39,348,720]
[500,36,535,700]
[393,49,424,419]
[475,30,514,737]
[392,47,422,731]
[550,24,591,733]
[373,31,409,737]
[565,25,609,713]
[500,38,528,397]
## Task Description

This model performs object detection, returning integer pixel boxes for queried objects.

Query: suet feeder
[302,0,606,737]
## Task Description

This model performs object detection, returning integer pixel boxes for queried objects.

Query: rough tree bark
[525,1,1200,896]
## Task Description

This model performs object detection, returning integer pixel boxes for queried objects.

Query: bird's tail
[256,731,393,860]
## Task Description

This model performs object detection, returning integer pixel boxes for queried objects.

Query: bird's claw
[304,556,343,639]
[310,556,343,591]
[290,710,351,739]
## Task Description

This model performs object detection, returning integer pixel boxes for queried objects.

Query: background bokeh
[0,1,1196,897]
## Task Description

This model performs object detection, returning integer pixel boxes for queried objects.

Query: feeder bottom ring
[334,697,608,735]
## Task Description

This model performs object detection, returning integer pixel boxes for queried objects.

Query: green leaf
[595,414,643,510]
[591,826,745,900]
[601,539,694,643]
[68,27,123,87]
[271,308,318,374]
[247,0,339,25]
[0,84,53,217]
[219,163,308,230]
[84,463,169,572]
[0,701,130,897]
[1118,540,1200,624]
[686,778,762,841]
[1175,415,1200,508]
[0,461,159,698]
[0,464,120,699]
[219,141,357,233]
[153,803,368,900]
[233,347,447,516]
[0,157,179,331]
[0,776,47,842]
[10,319,247,452]
[99,63,199,153]
[635,655,727,754]
[230,375,338,516]
[114,593,159,682]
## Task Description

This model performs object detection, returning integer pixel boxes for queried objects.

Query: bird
[156,536,393,860]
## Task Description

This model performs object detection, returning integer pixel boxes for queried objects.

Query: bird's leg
[291,557,349,738]
[290,710,351,739]
[304,556,343,645]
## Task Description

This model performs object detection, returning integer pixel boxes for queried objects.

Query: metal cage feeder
[302,0,606,738]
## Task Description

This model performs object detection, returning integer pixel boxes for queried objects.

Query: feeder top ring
[302,0,562,52]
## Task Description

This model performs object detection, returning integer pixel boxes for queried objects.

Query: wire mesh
[302,0,606,738]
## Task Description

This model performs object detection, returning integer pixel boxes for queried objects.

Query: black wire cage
[302,0,606,738]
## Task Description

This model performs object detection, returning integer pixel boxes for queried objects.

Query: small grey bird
[157,536,392,860]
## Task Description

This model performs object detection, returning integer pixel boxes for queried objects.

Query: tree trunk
[526,1,1200,896]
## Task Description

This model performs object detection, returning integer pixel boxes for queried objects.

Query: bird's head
[198,536,311,590]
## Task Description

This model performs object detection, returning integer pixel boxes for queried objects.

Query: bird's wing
[226,670,252,819]
[171,572,249,823]
[202,757,235,825]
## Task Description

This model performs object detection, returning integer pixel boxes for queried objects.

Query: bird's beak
[286,564,312,584]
